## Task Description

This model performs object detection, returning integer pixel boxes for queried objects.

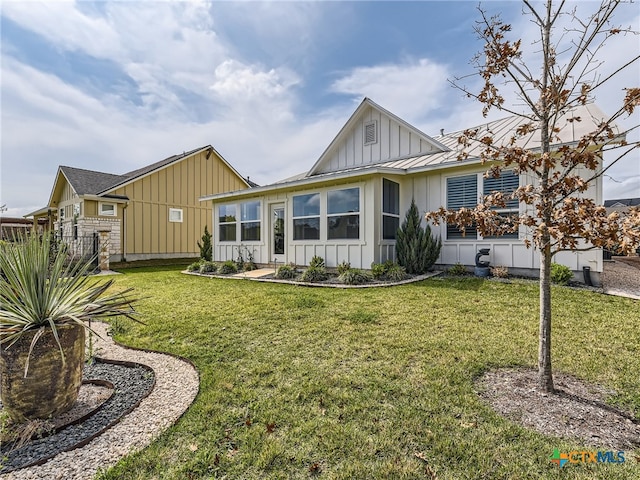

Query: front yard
[98,267,639,479]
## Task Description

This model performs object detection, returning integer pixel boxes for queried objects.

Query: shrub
[337,261,351,275]
[187,260,203,272]
[199,261,218,274]
[309,255,325,268]
[243,261,257,272]
[370,263,388,279]
[385,264,407,282]
[338,269,372,285]
[301,266,327,283]
[490,265,509,278]
[197,226,212,261]
[276,264,297,279]
[218,260,238,275]
[448,263,467,276]
[550,263,573,285]
[396,199,442,274]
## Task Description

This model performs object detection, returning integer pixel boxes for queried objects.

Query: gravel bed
[1,361,155,473]
[2,323,200,479]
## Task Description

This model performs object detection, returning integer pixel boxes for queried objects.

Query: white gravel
[2,322,199,480]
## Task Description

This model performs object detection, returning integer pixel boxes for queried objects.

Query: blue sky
[1,1,638,217]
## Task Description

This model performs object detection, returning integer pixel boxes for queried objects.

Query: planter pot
[1,323,85,421]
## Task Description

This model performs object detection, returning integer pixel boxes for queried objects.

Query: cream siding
[316,105,438,175]
[103,149,247,260]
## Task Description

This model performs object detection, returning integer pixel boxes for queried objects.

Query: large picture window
[382,179,400,240]
[293,193,320,240]
[327,187,360,240]
[241,201,261,241]
[483,170,519,239]
[446,175,478,239]
[219,204,237,242]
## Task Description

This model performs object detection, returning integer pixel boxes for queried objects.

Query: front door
[271,204,285,264]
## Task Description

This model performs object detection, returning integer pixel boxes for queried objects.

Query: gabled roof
[201,101,621,203]
[604,198,640,208]
[45,145,252,209]
[306,97,450,177]
[59,166,127,196]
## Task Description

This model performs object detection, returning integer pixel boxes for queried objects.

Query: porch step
[231,268,276,279]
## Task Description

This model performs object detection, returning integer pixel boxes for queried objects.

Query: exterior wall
[407,164,603,276]
[316,105,439,175]
[212,179,378,269]
[209,164,603,280]
[111,150,248,260]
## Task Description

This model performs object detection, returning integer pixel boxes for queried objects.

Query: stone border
[2,323,200,480]
[183,269,442,288]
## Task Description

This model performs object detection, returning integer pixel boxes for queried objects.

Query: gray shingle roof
[60,146,212,196]
[60,166,127,196]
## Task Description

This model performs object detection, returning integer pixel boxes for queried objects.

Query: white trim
[99,202,117,217]
[169,208,183,223]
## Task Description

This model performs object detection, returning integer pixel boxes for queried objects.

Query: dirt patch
[477,368,640,450]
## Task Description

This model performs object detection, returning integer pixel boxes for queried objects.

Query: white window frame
[327,187,361,241]
[292,193,321,241]
[382,178,400,241]
[240,201,261,242]
[169,208,183,223]
[99,203,116,217]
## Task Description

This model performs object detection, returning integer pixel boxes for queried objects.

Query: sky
[1,0,638,217]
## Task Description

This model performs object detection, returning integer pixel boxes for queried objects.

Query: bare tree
[427,0,640,393]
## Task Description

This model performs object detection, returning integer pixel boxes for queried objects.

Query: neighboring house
[0,217,47,240]
[29,146,251,262]
[603,198,640,257]
[200,98,616,282]
[604,198,640,214]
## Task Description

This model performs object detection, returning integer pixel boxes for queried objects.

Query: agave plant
[0,233,138,420]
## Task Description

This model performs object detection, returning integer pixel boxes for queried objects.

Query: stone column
[97,229,111,271]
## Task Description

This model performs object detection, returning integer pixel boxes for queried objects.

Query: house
[0,217,47,240]
[29,145,251,262]
[200,98,614,283]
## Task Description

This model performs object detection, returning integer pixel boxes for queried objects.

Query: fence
[58,234,99,269]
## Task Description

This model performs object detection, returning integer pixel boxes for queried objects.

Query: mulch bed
[476,368,640,451]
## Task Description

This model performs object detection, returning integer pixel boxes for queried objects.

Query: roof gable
[307,98,449,176]
[99,145,251,194]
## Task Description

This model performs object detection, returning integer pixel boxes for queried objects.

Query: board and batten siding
[212,180,379,269]
[112,150,248,260]
[316,105,439,175]
[405,166,602,274]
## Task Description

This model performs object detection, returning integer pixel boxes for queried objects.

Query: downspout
[122,202,129,262]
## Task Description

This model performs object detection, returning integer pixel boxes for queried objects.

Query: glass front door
[271,204,285,263]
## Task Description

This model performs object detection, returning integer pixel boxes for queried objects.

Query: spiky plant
[0,233,137,376]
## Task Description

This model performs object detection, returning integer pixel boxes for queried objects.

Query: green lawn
[96,267,640,479]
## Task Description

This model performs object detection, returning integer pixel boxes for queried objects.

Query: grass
[96,267,640,479]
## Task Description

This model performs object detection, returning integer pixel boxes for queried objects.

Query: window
[382,179,400,240]
[327,187,360,240]
[293,193,320,240]
[483,170,519,239]
[99,203,116,216]
[219,204,236,242]
[364,120,377,145]
[446,175,478,239]
[241,201,260,241]
[169,208,183,223]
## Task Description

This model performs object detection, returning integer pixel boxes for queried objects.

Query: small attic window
[364,120,377,146]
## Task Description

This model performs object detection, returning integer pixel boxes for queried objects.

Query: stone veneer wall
[77,217,121,255]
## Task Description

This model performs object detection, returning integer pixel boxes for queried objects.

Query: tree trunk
[538,241,555,393]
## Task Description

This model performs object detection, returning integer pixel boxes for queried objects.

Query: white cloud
[330,58,451,123]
